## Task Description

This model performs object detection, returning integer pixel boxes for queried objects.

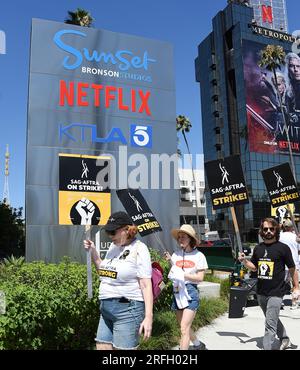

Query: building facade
[248,0,288,32]
[178,168,207,234]
[195,2,300,241]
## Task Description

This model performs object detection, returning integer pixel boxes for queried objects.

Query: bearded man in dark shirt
[239,218,300,350]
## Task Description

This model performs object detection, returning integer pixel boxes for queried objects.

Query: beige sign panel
[59,154,111,226]
[271,204,295,220]
[59,192,111,225]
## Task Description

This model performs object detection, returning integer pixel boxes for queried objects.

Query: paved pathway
[194,297,300,350]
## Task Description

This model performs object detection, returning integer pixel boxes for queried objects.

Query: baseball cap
[103,211,133,232]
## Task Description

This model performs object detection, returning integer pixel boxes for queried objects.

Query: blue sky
[0,0,299,208]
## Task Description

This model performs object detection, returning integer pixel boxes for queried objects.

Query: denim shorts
[171,283,200,311]
[95,298,145,349]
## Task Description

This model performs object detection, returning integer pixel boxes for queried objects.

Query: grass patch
[140,275,230,350]
[140,296,228,350]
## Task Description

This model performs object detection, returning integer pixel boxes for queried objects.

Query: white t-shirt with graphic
[279,231,300,270]
[98,239,152,301]
[171,248,208,284]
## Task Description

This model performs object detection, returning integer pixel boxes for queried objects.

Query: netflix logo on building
[262,5,273,24]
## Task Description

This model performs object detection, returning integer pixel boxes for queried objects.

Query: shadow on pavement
[241,336,264,349]
[216,331,264,349]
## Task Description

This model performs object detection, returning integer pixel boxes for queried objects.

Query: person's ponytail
[127,225,138,239]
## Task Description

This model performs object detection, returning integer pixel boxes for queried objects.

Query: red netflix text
[59,80,152,116]
[278,141,300,151]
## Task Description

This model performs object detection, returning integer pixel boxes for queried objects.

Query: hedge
[0,252,229,350]
[0,257,99,349]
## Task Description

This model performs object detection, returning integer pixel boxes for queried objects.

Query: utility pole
[3,144,10,205]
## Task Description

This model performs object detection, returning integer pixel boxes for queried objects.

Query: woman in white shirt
[84,211,153,350]
[164,224,208,350]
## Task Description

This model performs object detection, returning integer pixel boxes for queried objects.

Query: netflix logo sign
[262,5,273,24]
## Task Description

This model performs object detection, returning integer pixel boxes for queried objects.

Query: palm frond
[65,8,94,27]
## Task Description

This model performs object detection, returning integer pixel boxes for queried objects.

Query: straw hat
[171,224,199,244]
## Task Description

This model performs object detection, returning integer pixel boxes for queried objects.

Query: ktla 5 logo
[59,123,152,148]
[130,125,152,148]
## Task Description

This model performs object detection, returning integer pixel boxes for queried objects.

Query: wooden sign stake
[230,206,243,254]
[85,225,93,300]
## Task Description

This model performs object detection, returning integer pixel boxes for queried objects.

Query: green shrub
[0,258,99,349]
[0,249,230,350]
[2,255,25,268]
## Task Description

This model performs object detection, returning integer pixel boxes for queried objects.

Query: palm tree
[258,44,296,181]
[176,115,201,238]
[227,0,250,5]
[177,137,182,157]
[65,8,94,27]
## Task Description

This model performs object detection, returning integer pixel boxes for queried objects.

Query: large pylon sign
[26,19,178,262]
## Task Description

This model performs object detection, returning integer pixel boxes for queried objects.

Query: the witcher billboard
[243,39,300,155]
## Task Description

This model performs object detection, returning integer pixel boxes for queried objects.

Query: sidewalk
[193,297,300,350]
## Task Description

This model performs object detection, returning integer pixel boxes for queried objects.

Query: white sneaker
[280,337,291,350]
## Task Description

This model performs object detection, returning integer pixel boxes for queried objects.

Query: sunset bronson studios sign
[26,19,177,262]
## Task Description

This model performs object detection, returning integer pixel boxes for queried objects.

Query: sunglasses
[106,229,117,236]
[263,227,275,232]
